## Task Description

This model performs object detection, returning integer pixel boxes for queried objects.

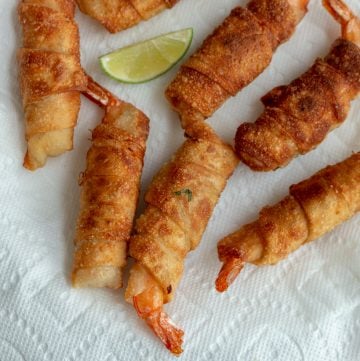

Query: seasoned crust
[18,0,85,170]
[325,39,360,91]
[135,206,189,259]
[76,0,178,33]
[19,4,80,55]
[18,49,86,104]
[218,153,360,269]
[166,0,304,121]
[247,0,299,45]
[21,0,76,18]
[73,104,149,289]
[235,109,298,171]
[165,67,229,119]
[76,0,142,33]
[130,126,238,300]
[24,92,80,138]
[73,239,127,269]
[290,152,360,241]
[263,60,352,150]
[255,195,308,265]
[236,39,360,171]
[185,7,274,95]
[262,60,354,122]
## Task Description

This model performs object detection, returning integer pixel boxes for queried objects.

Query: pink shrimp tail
[133,291,184,355]
[215,258,244,293]
[145,309,184,355]
[83,76,121,108]
[323,0,360,46]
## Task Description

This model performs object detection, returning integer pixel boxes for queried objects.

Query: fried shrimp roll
[76,0,179,33]
[235,0,360,171]
[125,122,239,354]
[18,0,87,170]
[166,0,309,127]
[216,152,360,292]
[72,78,149,289]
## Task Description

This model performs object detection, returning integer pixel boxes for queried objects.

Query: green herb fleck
[174,189,192,201]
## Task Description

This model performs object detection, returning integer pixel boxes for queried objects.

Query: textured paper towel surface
[1,0,360,360]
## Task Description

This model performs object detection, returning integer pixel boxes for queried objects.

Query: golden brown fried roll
[124,122,239,354]
[18,0,87,170]
[76,0,179,33]
[72,78,149,289]
[235,0,360,171]
[216,152,360,292]
[165,0,308,127]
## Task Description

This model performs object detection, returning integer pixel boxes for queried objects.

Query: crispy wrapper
[216,153,360,291]
[129,123,239,302]
[73,101,149,289]
[76,0,179,33]
[18,0,86,170]
[166,0,307,124]
[236,39,360,171]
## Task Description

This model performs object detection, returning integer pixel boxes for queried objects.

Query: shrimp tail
[323,0,360,46]
[145,310,184,355]
[133,294,184,355]
[215,258,244,293]
[83,75,121,108]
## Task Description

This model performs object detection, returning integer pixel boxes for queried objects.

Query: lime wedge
[99,28,193,84]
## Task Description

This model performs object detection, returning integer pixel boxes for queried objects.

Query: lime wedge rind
[99,28,193,84]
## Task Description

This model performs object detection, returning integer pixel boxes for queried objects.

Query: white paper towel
[1,0,360,360]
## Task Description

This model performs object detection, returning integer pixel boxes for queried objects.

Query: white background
[1,0,360,360]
